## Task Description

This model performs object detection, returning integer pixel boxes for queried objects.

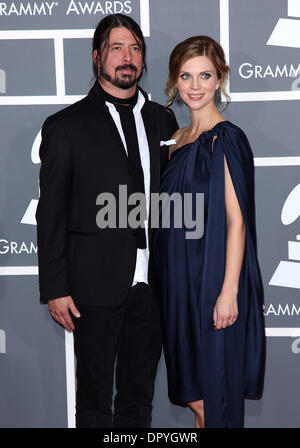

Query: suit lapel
[88,82,128,163]
[104,107,129,162]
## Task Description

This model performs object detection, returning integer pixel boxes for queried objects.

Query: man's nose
[122,46,132,62]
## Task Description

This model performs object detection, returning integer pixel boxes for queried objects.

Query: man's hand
[48,296,81,332]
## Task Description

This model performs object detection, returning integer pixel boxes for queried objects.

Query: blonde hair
[166,35,230,110]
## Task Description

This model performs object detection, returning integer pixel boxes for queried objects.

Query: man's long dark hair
[92,14,147,79]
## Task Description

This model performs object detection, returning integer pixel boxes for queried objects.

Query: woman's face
[176,55,221,112]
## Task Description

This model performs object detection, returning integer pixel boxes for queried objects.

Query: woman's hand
[213,289,238,330]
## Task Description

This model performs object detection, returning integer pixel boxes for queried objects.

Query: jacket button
[132,229,137,236]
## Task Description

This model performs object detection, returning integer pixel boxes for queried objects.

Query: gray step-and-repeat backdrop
[0,0,299,428]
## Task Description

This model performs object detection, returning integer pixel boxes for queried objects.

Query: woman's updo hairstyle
[166,35,230,109]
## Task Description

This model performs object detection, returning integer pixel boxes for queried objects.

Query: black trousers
[72,283,162,428]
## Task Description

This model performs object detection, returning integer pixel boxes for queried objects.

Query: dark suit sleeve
[36,116,72,303]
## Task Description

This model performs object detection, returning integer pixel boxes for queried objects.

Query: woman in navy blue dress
[152,36,265,428]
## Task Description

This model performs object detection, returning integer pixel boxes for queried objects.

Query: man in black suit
[36,14,178,428]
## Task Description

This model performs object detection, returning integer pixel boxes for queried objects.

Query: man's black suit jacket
[36,81,178,307]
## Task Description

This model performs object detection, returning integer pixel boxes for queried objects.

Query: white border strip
[0,266,38,275]
[0,95,84,105]
[0,29,94,39]
[54,38,66,97]
[220,0,230,99]
[254,156,300,166]
[266,328,300,337]
[140,0,150,37]
[65,331,76,428]
[231,91,300,102]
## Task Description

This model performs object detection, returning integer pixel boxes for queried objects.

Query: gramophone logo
[269,184,300,289]
[267,0,300,48]
[21,130,41,225]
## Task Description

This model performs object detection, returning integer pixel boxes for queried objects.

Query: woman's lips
[188,94,204,100]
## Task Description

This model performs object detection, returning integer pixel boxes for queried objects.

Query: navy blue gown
[152,121,265,428]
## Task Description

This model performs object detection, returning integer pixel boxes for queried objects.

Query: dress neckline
[170,120,229,159]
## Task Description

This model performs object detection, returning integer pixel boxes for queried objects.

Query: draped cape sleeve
[199,123,265,397]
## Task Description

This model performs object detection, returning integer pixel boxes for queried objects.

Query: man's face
[96,26,144,95]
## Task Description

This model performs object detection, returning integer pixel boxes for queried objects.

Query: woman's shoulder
[218,120,247,137]
[217,121,253,160]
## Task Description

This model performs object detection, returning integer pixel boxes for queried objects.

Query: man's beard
[100,64,141,90]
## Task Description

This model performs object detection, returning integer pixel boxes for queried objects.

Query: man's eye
[132,46,140,52]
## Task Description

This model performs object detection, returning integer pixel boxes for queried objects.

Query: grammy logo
[269,184,300,289]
